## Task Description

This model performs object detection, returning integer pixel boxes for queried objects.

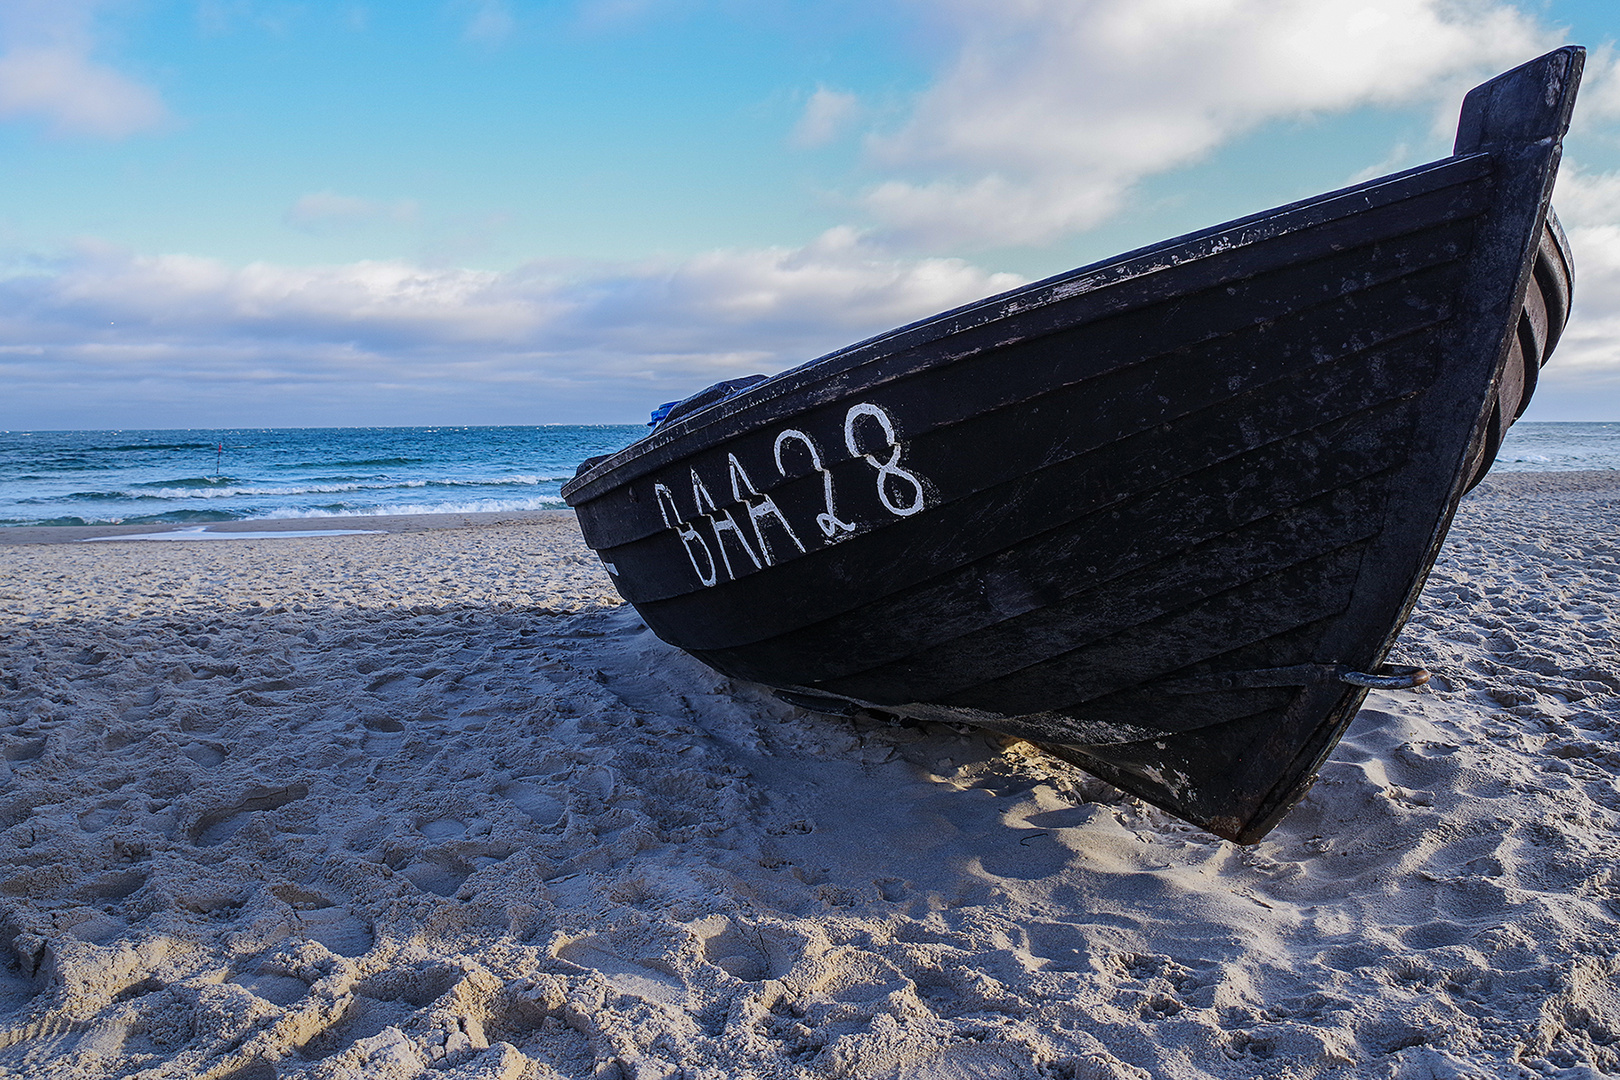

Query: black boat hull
[562,48,1582,842]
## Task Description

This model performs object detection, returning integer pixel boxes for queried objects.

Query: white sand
[0,484,1615,1079]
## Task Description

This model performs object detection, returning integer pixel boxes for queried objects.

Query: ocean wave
[246,495,567,519]
[120,510,241,525]
[0,427,650,527]
[90,442,217,452]
[47,475,557,503]
[279,457,428,469]
[11,509,242,527]
[131,476,245,489]
[56,484,360,502]
[8,462,114,475]
[51,491,137,503]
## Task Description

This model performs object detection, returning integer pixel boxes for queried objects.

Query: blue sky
[3,0,1620,428]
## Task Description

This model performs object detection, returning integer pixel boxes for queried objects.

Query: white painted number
[774,428,856,540]
[657,402,929,587]
[844,402,926,517]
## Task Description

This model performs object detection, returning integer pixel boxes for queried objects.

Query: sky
[3,1,1620,429]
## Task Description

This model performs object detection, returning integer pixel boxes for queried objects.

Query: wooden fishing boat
[561,48,1582,843]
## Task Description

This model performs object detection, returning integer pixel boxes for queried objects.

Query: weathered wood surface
[562,47,1583,842]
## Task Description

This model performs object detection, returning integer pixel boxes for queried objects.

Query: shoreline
[0,507,574,546]
[1465,465,1620,496]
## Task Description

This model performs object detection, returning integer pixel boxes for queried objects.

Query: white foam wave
[138,475,548,500]
[244,495,567,519]
[83,526,384,542]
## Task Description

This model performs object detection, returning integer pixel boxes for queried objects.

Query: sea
[0,426,644,528]
[0,421,1614,528]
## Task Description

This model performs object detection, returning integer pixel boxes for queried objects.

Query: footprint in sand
[693,915,796,982]
[554,935,684,1004]
[65,910,127,945]
[353,963,461,1007]
[496,781,564,828]
[874,877,909,902]
[228,961,312,1007]
[0,935,43,1018]
[191,783,310,847]
[74,869,147,903]
[360,712,405,734]
[891,1043,1042,1078]
[1399,920,1473,950]
[77,799,128,834]
[54,869,150,945]
[294,964,459,1060]
[400,855,473,898]
[274,888,374,958]
[473,974,595,1070]
[418,817,466,840]
[183,741,227,766]
[3,737,45,764]
[1023,920,1091,973]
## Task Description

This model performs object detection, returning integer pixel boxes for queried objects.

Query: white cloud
[793,87,860,148]
[1533,168,1620,411]
[1346,143,1415,187]
[1570,43,1620,132]
[860,0,1557,248]
[0,233,1025,424]
[196,1,307,37]
[0,1,165,137]
[1552,166,1620,230]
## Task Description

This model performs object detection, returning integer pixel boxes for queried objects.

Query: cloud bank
[0,232,1024,427]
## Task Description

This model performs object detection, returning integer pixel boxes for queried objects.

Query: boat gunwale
[578,222,1480,565]
[561,151,1495,504]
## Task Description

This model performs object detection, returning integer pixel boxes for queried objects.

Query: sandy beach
[0,477,1616,1079]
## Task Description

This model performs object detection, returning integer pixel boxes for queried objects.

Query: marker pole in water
[217,441,223,479]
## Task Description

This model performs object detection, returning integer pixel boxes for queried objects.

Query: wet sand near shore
[0,509,572,547]
[0,475,1615,1078]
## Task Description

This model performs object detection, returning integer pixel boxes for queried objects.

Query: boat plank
[634,338,1433,653]
[808,481,1389,705]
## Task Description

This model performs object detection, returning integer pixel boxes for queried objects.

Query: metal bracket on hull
[1338,666,1431,689]
[1160,664,1430,694]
